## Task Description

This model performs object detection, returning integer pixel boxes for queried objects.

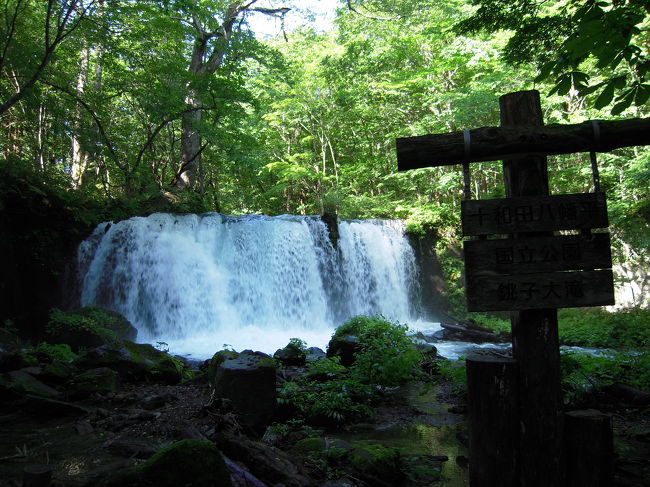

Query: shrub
[336,315,422,386]
[278,316,423,426]
[560,350,650,406]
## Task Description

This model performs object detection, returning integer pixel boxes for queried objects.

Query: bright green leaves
[458,0,650,114]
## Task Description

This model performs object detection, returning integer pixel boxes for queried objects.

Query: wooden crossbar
[396,117,650,170]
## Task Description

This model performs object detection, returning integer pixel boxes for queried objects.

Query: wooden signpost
[394,90,647,486]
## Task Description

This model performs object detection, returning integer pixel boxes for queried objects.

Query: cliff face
[406,232,451,322]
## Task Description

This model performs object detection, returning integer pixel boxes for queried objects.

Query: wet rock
[98,439,232,487]
[215,433,312,487]
[274,342,307,366]
[326,334,360,367]
[210,350,277,435]
[305,347,326,363]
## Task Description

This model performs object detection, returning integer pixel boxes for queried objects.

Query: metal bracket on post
[463,129,472,200]
[590,120,602,193]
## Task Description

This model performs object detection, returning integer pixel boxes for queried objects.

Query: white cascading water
[77,213,422,359]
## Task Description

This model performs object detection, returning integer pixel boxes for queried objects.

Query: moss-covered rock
[4,369,61,398]
[402,455,444,485]
[45,307,136,352]
[348,441,404,484]
[76,341,189,384]
[99,439,232,487]
[207,350,239,388]
[68,367,119,398]
[294,437,327,454]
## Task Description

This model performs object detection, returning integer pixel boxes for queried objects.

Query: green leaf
[611,98,631,115]
[634,84,650,106]
[594,83,615,109]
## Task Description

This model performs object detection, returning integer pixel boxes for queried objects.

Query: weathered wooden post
[500,90,562,486]
[466,351,519,487]
[394,89,644,486]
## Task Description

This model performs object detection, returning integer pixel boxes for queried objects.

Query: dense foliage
[278,316,423,425]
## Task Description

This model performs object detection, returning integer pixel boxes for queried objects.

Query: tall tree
[169,0,290,195]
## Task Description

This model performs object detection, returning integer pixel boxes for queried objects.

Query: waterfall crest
[77,213,420,357]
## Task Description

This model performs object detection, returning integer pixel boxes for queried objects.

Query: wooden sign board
[465,269,615,311]
[464,233,612,276]
[461,193,608,236]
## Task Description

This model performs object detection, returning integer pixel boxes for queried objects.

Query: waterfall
[77,213,421,358]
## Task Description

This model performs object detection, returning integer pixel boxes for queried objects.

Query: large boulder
[305,347,327,364]
[98,439,232,487]
[76,341,188,384]
[209,350,277,435]
[45,307,137,351]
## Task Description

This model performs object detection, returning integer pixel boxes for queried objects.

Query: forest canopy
[1,0,648,310]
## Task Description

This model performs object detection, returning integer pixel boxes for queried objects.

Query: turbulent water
[77,213,423,358]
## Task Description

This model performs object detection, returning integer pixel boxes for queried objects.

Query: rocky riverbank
[1,308,648,487]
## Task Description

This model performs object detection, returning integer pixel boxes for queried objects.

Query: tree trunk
[71,45,89,187]
[176,91,203,190]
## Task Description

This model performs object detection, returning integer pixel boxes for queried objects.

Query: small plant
[33,343,78,363]
[307,356,346,378]
[288,337,307,352]
[155,341,170,353]
[439,358,468,396]
[1,319,18,334]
